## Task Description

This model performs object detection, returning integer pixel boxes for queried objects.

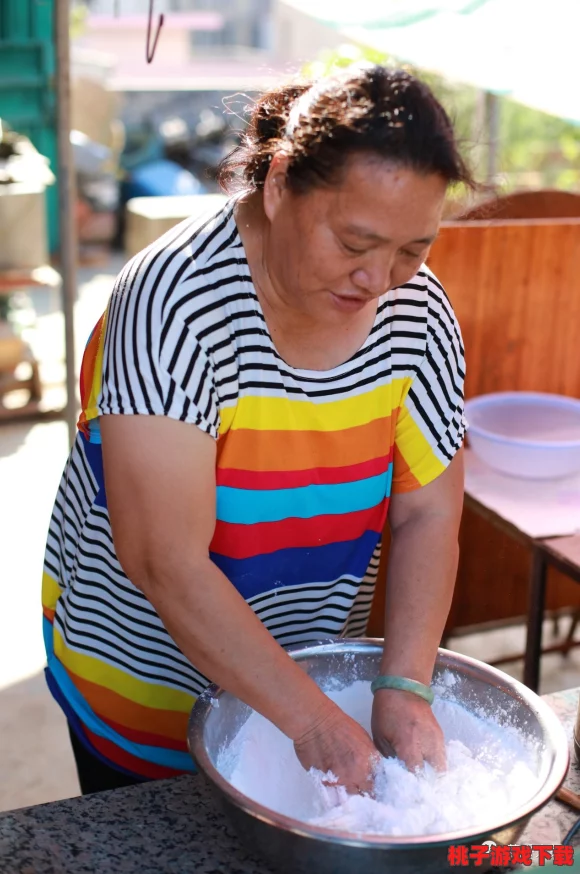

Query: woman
[42,65,470,795]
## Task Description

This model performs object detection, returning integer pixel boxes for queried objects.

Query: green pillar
[0,0,58,251]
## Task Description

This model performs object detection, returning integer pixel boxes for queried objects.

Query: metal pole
[523,547,548,693]
[485,91,500,185]
[54,0,78,448]
[473,89,486,179]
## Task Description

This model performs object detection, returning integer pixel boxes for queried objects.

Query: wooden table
[0,265,61,297]
[0,265,65,423]
[526,536,580,692]
[464,488,580,693]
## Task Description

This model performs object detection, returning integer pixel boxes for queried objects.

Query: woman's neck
[234,193,377,372]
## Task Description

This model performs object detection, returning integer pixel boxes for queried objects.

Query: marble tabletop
[1,688,579,874]
[0,771,270,874]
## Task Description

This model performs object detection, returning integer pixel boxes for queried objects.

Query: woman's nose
[351,260,393,297]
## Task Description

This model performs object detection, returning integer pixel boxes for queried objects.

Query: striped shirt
[42,199,466,779]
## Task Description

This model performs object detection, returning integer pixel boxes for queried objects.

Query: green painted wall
[0,0,58,250]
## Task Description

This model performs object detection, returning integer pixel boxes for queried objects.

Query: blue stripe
[43,617,194,772]
[88,418,102,444]
[81,432,107,508]
[45,667,149,781]
[216,469,391,524]
[211,529,381,600]
[385,460,393,495]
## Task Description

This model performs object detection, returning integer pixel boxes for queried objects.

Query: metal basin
[188,640,569,874]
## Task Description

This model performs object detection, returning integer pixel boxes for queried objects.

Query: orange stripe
[100,714,188,752]
[79,315,104,411]
[83,726,183,779]
[217,414,396,472]
[65,667,190,742]
[43,606,55,622]
[391,443,422,493]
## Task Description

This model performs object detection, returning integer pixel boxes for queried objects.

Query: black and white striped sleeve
[97,250,220,439]
[392,275,466,492]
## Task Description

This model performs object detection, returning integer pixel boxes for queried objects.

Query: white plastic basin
[465,392,580,480]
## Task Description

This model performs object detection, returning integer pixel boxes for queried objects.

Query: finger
[424,741,447,773]
[354,758,379,794]
[358,772,377,795]
[321,776,339,787]
[337,775,371,795]
[394,740,425,774]
[375,730,424,773]
[402,752,424,774]
[372,731,396,759]
[350,755,381,795]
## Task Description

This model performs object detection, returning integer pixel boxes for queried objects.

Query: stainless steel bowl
[188,640,569,874]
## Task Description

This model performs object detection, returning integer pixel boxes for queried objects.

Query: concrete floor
[1,260,579,814]
[1,261,118,813]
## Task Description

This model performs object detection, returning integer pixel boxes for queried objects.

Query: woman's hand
[294,701,380,794]
[371,689,446,773]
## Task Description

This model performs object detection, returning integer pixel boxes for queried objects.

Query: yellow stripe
[219,403,236,434]
[53,627,193,714]
[42,570,63,612]
[84,308,109,423]
[218,379,409,435]
[395,403,445,486]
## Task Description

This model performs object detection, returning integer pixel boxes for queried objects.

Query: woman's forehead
[301,158,447,235]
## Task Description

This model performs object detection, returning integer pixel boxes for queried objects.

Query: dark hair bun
[219,82,310,191]
[218,66,474,194]
[253,83,311,144]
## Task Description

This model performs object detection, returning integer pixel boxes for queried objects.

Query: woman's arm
[100,414,378,790]
[371,448,464,771]
[382,448,464,683]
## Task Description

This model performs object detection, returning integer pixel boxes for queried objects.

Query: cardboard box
[125,194,227,257]
[0,184,48,270]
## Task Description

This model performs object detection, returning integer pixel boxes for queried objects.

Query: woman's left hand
[371,688,446,773]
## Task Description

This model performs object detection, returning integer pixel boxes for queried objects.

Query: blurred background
[1,0,580,814]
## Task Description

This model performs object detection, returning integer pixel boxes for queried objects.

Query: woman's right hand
[293,702,380,794]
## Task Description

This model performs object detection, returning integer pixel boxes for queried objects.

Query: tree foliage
[303,43,580,194]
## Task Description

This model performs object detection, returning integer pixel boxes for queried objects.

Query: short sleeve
[391,280,466,493]
[96,255,220,440]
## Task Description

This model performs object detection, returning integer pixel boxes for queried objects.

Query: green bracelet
[371,675,435,705]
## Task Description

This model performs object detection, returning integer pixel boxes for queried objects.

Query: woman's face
[262,153,447,321]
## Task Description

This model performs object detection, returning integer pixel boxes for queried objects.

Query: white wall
[86,0,173,13]
[79,23,192,68]
[273,3,345,67]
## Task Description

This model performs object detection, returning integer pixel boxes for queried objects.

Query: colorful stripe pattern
[42,202,466,778]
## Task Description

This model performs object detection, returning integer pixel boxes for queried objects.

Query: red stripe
[216,453,392,490]
[96,714,188,752]
[210,501,387,560]
[78,316,104,436]
[79,315,103,410]
[83,726,184,780]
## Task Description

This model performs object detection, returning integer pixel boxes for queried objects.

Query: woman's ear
[262,152,290,222]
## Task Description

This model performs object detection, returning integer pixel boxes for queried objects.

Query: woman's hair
[218,65,475,194]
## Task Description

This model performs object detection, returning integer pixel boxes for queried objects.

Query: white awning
[281,0,580,123]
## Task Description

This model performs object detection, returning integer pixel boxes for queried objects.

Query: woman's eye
[342,241,366,255]
[401,249,422,259]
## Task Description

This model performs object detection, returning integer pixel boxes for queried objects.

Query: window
[189,0,272,53]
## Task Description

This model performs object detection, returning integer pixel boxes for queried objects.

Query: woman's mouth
[330,292,372,312]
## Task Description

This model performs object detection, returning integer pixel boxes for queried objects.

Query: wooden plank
[429,220,580,630]
[428,220,580,400]
[458,190,580,221]
[540,535,580,584]
[368,220,580,636]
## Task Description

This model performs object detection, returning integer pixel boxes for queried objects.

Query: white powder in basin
[216,676,539,837]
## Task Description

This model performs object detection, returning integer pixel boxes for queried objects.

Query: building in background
[74,0,342,92]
